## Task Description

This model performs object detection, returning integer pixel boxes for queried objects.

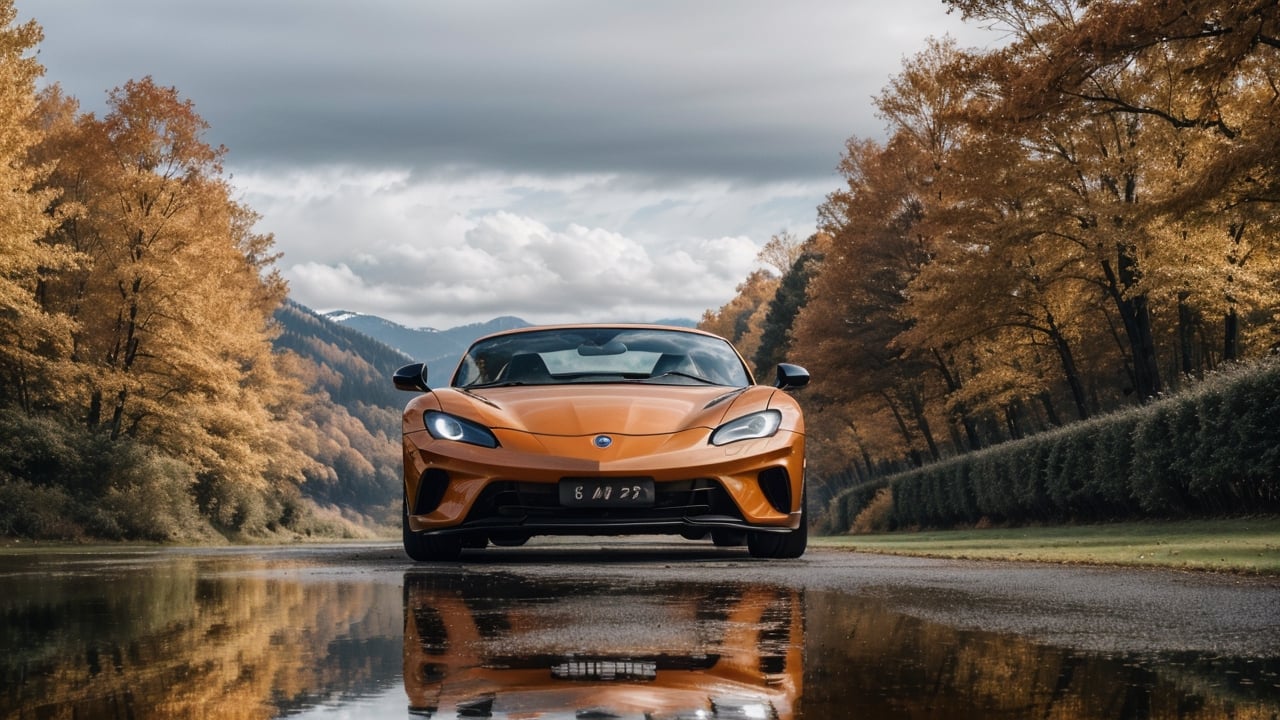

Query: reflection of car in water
[403,572,803,718]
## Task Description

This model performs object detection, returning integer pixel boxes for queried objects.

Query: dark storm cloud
[27,0,985,181]
[22,0,995,328]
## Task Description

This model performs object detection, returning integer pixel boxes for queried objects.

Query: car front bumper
[403,427,805,538]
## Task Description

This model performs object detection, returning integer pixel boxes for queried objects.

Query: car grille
[466,478,743,523]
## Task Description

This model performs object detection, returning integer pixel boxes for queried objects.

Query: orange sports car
[393,324,809,560]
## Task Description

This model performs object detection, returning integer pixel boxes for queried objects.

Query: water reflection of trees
[4,557,1275,720]
[803,591,1280,719]
[1,558,402,719]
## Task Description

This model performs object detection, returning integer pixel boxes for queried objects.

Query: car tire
[403,492,462,561]
[746,489,807,559]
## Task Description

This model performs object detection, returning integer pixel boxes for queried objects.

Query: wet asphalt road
[317,539,1280,657]
[5,538,1278,718]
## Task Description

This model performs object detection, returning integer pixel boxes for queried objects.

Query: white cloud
[244,167,772,328]
[112,130,828,330]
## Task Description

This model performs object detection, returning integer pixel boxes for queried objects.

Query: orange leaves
[780,0,1280,481]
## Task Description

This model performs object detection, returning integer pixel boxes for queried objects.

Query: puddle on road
[0,549,1276,719]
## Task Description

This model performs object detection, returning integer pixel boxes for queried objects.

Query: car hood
[436,384,765,436]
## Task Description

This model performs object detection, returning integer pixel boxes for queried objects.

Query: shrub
[0,476,81,539]
[1088,411,1138,516]
[827,479,890,533]
[97,454,213,543]
[0,408,84,487]
[850,487,894,533]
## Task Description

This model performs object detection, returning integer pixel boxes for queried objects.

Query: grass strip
[812,517,1280,574]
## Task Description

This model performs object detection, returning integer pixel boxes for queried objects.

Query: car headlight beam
[424,411,499,448]
[710,409,782,446]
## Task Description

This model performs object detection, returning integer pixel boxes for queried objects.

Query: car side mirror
[393,363,430,392]
[774,363,810,390]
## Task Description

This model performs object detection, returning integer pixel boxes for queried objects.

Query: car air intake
[413,468,450,515]
[757,467,791,515]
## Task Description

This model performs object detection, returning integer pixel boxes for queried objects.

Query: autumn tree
[757,230,807,277]
[699,268,779,371]
[32,78,317,531]
[0,2,73,412]
[890,43,1107,425]
[945,0,1280,388]
[794,137,953,469]
[754,233,828,374]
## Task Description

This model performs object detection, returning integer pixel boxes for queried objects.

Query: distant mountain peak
[322,309,362,323]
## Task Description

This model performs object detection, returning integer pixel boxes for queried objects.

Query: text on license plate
[560,478,655,507]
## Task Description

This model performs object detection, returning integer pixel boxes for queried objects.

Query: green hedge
[823,359,1280,531]
[818,478,889,534]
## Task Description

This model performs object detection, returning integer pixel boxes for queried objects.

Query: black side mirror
[774,363,810,390]
[393,363,430,392]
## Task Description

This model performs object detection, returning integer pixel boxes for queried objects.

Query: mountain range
[320,311,698,373]
[321,312,528,372]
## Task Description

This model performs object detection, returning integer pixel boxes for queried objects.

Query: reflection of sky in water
[281,688,405,720]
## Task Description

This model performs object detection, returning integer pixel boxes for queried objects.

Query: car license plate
[560,478,655,507]
[552,659,658,681]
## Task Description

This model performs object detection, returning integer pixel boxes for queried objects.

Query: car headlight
[710,410,781,446]
[424,411,499,448]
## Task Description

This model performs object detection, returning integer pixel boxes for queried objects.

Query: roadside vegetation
[813,517,1280,575]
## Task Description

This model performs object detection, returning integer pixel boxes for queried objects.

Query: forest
[702,0,1280,521]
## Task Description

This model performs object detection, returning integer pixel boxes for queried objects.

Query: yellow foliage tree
[32,78,318,529]
[0,2,75,412]
[698,268,779,374]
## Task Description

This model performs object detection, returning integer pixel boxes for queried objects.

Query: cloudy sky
[24,1,995,330]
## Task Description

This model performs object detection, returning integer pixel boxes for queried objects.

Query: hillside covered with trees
[0,4,409,541]
[703,0,1280,519]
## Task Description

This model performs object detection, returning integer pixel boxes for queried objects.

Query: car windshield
[452,327,753,388]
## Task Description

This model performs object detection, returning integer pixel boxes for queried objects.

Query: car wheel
[403,491,462,561]
[746,489,807,559]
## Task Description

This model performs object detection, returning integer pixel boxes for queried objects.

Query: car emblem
[593,435,613,449]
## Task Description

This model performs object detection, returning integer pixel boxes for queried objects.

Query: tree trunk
[1101,244,1162,399]
[847,421,876,481]
[879,390,923,468]
[1037,391,1061,428]
[1223,308,1240,362]
[930,347,982,451]
[1177,292,1197,377]
[906,388,941,462]
[1045,310,1089,420]
[1224,221,1245,362]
